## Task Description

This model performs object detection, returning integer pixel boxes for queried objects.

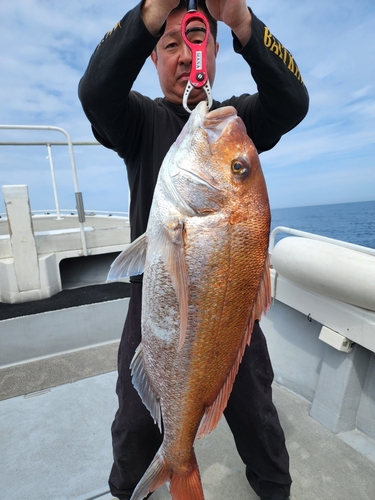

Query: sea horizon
[270,199,375,250]
[271,198,375,211]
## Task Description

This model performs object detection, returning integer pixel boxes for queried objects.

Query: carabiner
[182,80,212,114]
[181,5,213,113]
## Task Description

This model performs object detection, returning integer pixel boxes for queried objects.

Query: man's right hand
[141,0,181,36]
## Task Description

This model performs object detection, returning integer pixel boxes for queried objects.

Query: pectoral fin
[107,233,147,281]
[150,220,188,351]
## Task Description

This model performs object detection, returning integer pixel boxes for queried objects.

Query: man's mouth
[178,72,191,82]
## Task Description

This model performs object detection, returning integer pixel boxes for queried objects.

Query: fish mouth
[199,104,239,144]
[189,101,238,143]
[204,105,238,123]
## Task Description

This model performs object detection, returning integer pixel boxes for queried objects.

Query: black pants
[109,282,291,500]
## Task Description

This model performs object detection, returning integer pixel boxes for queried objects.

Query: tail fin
[169,453,204,500]
[130,448,204,500]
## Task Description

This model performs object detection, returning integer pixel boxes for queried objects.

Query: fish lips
[203,106,240,144]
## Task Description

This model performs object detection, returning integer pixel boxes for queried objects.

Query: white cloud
[351,86,372,100]
[0,0,374,213]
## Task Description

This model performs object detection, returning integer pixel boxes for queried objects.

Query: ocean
[270,200,375,250]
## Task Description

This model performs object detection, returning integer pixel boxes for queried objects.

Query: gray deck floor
[1,370,374,500]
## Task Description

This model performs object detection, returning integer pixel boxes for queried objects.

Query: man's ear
[150,49,158,68]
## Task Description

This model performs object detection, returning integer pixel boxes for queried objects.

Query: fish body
[108,102,271,500]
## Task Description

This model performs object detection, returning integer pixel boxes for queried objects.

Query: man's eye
[165,42,178,49]
[186,27,206,44]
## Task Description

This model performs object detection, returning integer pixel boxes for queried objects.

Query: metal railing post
[0,125,88,255]
[46,143,62,220]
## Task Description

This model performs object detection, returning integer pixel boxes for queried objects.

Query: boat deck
[0,209,130,303]
[1,194,374,499]
[0,212,130,257]
[1,343,374,500]
[0,212,126,235]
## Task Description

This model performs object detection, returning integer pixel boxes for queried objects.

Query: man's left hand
[206,0,252,46]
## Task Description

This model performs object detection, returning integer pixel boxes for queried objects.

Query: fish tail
[130,449,204,500]
[169,452,204,500]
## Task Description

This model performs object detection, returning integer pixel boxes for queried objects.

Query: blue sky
[0,0,374,214]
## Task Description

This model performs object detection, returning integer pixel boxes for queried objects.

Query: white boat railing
[0,125,101,256]
[269,226,375,257]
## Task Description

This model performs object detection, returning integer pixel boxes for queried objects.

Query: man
[79,1,309,499]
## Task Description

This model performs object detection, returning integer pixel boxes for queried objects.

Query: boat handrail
[0,209,129,219]
[0,140,99,146]
[269,226,375,257]
[0,125,102,256]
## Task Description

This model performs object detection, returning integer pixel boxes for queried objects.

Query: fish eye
[231,159,248,177]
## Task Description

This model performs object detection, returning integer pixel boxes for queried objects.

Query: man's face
[151,9,219,106]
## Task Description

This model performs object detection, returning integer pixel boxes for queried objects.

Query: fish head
[163,101,270,224]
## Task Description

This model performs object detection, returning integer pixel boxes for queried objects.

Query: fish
[108,101,271,500]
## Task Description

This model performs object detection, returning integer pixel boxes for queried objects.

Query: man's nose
[179,43,192,65]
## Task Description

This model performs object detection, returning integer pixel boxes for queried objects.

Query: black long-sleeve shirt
[79,2,309,247]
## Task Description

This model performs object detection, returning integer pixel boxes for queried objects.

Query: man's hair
[173,0,218,42]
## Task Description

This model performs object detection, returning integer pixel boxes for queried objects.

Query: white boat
[1,127,374,500]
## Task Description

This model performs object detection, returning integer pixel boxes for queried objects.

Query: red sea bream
[108,101,271,500]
